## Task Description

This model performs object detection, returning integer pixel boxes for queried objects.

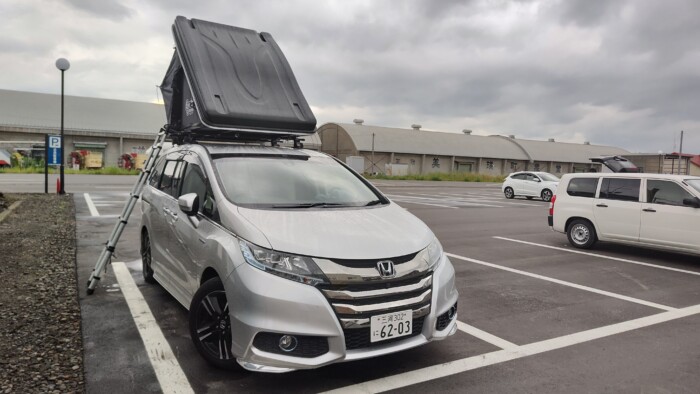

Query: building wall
[0,127,155,168]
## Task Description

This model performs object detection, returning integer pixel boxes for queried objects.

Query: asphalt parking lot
[54,178,700,393]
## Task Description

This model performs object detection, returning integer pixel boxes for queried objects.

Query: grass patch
[366,172,505,182]
[0,166,139,175]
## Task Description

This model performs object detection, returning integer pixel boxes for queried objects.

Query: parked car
[502,171,560,202]
[549,173,700,253]
[140,143,459,372]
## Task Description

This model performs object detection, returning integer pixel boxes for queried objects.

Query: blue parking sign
[48,135,61,166]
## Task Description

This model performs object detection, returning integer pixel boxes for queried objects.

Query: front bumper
[223,254,459,372]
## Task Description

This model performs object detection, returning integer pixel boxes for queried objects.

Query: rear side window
[567,178,598,198]
[159,160,185,197]
[511,174,526,180]
[148,157,166,187]
[647,180,694,206]
[599,178,640,202]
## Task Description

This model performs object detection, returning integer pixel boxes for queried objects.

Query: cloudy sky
[1,0,698,153]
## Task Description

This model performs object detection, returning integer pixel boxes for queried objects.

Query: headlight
[426,237,444,270]
[239,240,329,286]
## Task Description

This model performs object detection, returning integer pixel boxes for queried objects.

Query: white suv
[549,173,700,254]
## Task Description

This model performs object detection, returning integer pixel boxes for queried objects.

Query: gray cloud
[0,0,698,153]
[62,0,134,21]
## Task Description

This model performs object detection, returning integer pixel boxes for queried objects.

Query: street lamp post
[55,58,70,194]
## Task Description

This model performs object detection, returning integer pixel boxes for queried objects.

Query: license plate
[370,309,413,343]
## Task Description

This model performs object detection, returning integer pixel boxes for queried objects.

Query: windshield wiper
[365,199,383,206]
[272,202,348,209]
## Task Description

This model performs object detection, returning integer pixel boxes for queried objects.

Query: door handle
[643,208,656,212]
[596,204,608,208]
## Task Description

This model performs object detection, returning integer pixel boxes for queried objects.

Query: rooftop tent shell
[160,16,317,143]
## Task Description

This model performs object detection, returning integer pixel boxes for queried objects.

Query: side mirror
[178,193,199,216]
[682,197,700,208]
[534,178,541,182]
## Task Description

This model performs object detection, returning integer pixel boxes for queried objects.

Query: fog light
[447,305,457,320]
[278,335,298,352]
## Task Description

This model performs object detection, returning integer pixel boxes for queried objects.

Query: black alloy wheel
[141,230,155,284]
[189,277,238,370]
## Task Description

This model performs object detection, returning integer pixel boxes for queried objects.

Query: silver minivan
[140,143,459,372]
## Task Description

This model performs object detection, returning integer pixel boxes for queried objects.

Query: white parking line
[386,194,500,208]
[325,303,700,393]
[112,262,194,394]
[401,193,505,208]
[386,195,458,209]
[494,237,700,277]
[445,252,675,311]
[83,193,100,217]
[435,192,542,207]
[456,321,519,350]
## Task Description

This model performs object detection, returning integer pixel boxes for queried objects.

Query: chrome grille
[320,271,432,351]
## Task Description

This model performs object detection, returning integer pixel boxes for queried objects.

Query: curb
[0,200,23,224]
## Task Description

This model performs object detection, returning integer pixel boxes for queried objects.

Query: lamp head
[55,58,70,71]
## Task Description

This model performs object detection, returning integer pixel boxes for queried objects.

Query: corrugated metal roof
[512,139,629,163]
[330,123,529,160]
[0,89,166,135]
[327,123,628,163]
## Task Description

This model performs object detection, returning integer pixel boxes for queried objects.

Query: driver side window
[180,162,218,219]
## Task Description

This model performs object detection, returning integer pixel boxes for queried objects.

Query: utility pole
[371,132,375,174]
[678,130,684,174]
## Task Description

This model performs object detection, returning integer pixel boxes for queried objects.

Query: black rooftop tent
[160,16,317,143]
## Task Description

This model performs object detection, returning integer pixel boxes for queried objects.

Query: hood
[235,203,433,259]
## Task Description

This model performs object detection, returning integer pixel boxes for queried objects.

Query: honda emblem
[376,260,396,279]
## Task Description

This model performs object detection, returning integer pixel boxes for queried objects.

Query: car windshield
[214,155,382,208]
[684,179,700,194]
[538,173,560,182]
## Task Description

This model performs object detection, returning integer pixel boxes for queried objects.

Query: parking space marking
[83,193,100,217]
[326,303,700,393]
[385,195,459,209]
[386,194,500,208]
[494,237,700,277]
[456,321,519,350]
[445,252,675,311]
[402,193,505,208]
[435,192,542,207]
[112,262,194,394]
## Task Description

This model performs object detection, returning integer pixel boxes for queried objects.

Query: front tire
[141,230,156,284]
[541,189,553,202]
[567,219,597,249]
[189,277,239,370]
[504,187,514,199]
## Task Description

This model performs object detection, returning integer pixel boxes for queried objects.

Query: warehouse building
[0,89,321,168]
[1,89,631,174]
[316,121,630,175]
[0,89,165,169]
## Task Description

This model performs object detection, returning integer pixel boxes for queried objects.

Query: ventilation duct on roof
[411,124,422,130]
[584,141,590,145]
[462,129,472,135]
[508,135,515,139]
[548,138,555,142]
[353,119,364,125]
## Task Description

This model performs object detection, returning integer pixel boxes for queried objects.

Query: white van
[549,173,700,253]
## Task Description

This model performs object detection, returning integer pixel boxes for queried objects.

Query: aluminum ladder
[86,127,168,295]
